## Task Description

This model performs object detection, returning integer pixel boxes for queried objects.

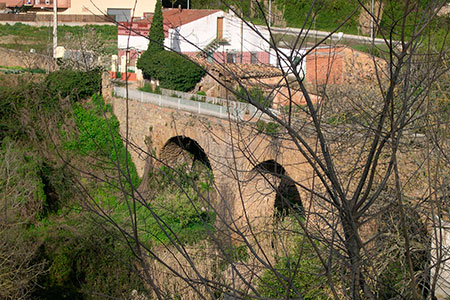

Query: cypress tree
[147,0,165,53]
[137,0,165,79]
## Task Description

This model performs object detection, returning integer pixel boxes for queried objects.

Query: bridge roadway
[111,86,317,232]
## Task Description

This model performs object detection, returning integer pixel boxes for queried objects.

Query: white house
[117,8,271,67]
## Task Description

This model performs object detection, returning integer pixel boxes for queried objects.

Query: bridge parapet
[114,86,254,120]
[113,86,280,122]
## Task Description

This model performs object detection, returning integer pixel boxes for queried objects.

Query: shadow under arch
[252,160,304,218]
[159,135,212,170]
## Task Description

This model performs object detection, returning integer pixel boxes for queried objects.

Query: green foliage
[0,70,147,299]
[138,82,154,93]
[64,94,140,188]
[274,0,360,34]
[380,0,449,50]
[236,86,272,108]
[136,50,158,79]
[0,23,115,40]
[31,219,145,300]
[148,0,165,53]
[0,23,116,54]
[139,50,205,92]
[256,120,280,136]
[0,138,72,221]
[258,236,328,299]
[143,164,215,244]
[0,138,46,223]
[0,86,26,140]
[0,65,46,74]
[136,0,165,79]
[45,69,101,102]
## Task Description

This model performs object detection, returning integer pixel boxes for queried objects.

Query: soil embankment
[0,47,56,71]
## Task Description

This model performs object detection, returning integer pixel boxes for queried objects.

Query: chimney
[178,4,182,13]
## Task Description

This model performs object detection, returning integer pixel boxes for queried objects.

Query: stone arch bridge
[110,86,316,227]
[108,86,450,297]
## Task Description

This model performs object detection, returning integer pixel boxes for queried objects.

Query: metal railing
[113,86,259,120]
[159,88,252,112]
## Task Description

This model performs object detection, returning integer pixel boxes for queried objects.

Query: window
[251,52,258,64]
[107,8,131,22]
[227,52,237,63]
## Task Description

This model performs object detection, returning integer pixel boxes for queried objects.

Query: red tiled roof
[119,9,220,38]
[159,8,220,28]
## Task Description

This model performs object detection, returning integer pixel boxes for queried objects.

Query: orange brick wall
[305,47,344,85]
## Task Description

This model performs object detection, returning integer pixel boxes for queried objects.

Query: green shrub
[0,138,46,223]
[138,50,205,92]
[0,86,26,140]
[256,120,280,136]
[143,164,215,244]
[138,82,153,93]
[258,236,328,299]
[45,69,101,102]
[236,86,272,108]
[63,94,140,188]
[32,220,145,300]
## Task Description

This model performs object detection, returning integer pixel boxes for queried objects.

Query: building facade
[117,8,271,68]
[2,0,155,19]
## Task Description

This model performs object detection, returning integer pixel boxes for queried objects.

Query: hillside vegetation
[0,70,214,299]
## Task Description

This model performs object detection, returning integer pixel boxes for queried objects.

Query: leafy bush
[258,234,328,299]
[236,86,272,108]
[0,86,26,140]
[1,70,146,299]
[138,50,205,92]
[64,94,140,188]
[45,69,101,102]
[138,82,153,93]
[256,120,280,136]
[147,164,215,243]
[31,219,145,300]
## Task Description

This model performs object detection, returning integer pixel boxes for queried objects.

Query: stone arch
[159,135,212,171]
[236,160,304,232]
[253,160,303,218]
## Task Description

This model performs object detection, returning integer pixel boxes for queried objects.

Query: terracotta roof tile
[120,9,220,38]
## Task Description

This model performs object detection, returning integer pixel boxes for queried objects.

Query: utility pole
[370,0,374,39]
[53,0,57,58]
[187,0,189,9]
[240,18,243,64]
[268,0,271,28]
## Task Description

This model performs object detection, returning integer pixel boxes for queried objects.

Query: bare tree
[70,0,450,299]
